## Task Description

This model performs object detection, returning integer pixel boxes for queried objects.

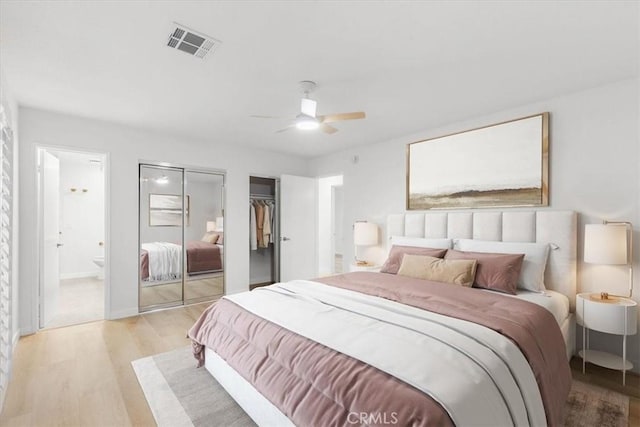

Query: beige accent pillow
[201,232,219,244]
[380,246,448,274]
[397,254,477,287]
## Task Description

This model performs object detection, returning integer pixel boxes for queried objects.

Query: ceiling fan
[252,81,366,134]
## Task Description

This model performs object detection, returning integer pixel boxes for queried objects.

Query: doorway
[317,175,344,276]
[37,148,108,329]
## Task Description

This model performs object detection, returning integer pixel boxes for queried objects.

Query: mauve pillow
[445,249,524,295]
[380,245,448,274]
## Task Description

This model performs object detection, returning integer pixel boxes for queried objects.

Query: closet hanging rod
[250,194,275,200]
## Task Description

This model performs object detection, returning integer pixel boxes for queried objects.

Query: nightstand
[349,263,381,272]
[576,292,638,385]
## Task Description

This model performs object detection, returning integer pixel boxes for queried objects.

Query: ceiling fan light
[295,115,319,130]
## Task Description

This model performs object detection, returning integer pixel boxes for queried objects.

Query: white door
[280,175,317,281]
[40,150,61,328]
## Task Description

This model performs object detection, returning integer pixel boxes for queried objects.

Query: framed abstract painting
[407,113,549,210]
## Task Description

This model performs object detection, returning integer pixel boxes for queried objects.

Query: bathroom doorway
[37,147,108,329]
[317,175,344,276]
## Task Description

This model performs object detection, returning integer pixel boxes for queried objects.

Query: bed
[189,210,577,426]
[140,240,223,282]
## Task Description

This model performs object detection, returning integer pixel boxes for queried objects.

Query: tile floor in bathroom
[45,276,104,329]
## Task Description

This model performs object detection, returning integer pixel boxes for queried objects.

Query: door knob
[56,243,64,248]
[282,236,291,241]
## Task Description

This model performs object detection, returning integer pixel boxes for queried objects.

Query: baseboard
[20,326,37,336]
[107,307,139,320]
[60,271,99,280]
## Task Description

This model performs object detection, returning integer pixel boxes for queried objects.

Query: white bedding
[141,242,182,281]
[489,289,570,326]
[227,280,547,427]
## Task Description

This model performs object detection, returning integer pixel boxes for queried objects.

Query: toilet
[93,255,104,280]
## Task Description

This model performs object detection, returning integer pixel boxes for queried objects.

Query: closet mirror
[139,164,225,311]
[184,171,225,303]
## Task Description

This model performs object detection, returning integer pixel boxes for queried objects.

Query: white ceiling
[1,1,638,158]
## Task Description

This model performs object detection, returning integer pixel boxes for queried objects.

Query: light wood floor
[2,303,638,426]
[46,277,104,329]
[0,302,211,426]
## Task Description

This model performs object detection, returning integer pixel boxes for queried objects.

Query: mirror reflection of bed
[139,165,225,310]
[139,240,224,306]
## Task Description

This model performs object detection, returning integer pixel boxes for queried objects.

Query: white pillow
[454,239,550,292]
[390,236,452,249]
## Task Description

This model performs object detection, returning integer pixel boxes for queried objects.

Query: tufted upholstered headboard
[387,210,578,310]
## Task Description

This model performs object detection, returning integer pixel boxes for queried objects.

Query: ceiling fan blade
[318,111,366,123]
[320,123,338,134]
[300,98,317,117]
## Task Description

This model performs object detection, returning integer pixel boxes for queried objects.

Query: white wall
[317,175,343,275]
[309,78,640,370]
[19,107,309,333]
[333,185,344,256]
[185,174,224,242]
[57,152,105,278]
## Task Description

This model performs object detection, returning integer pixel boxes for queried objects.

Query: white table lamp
[206,221,216,232]
[354,221,378,266]
[584,221,633,300]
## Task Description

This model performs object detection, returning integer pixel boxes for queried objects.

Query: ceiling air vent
[166,23,220,59]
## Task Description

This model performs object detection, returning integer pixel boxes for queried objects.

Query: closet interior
[249,176,279,289]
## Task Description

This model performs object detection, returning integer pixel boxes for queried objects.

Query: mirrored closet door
[139,164,225,311]
[184,171,225,304]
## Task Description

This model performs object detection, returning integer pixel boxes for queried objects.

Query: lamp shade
[354,222,378,246]
[216,216,224,231]
[206,221,216,232]
[584,224,628,264]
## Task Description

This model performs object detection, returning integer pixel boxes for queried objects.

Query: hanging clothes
[250,202,257,250]
[255,200,265,248]
[262,201,271,248]
[269,202,275,244]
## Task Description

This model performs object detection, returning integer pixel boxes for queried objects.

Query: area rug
[133,347,630,427]
[564,380,629,427]
[132,347,255,427]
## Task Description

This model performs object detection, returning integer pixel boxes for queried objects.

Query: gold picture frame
[407,112,549,210]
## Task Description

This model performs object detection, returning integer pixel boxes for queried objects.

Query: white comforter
[142,242,182,281]
[227,280,547,427]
